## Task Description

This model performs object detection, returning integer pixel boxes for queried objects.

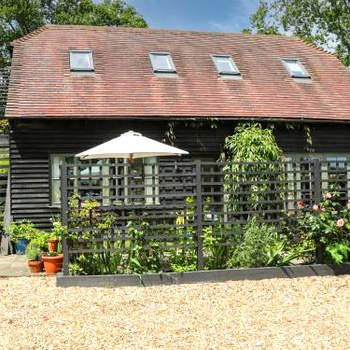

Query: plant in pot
[26,245,43,273]
[42,251,64,275]
[6,220,37,254]
[47,219,66,253]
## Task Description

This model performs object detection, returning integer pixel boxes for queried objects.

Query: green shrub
[26,246,41,261]
[286,185,350,263]
[6,220,40,242]
[227,217,278,268]
[227,217,303,268]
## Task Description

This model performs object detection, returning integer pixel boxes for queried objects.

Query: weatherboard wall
[9,119,350,228]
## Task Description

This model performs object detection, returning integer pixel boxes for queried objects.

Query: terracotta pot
[42,254,63,275]
[28,260,44,273]
[47,239,59,252]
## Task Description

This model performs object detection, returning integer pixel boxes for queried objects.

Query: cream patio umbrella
[75,130,189,161]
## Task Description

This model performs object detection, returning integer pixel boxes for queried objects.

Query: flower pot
[47,239,59,252]
[28,260,44,273]
[42,254,63,275]
[16,238,28,255]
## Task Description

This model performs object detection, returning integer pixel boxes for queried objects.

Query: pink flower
[336,219,345,227]
[312,204,319,211]
[325,192,332,199]
[117,265,123,270]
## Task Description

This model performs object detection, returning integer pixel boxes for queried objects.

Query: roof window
[70,50,94,72]
[149,52,176,73]
[282,58,310,79]
[212,55,240,75]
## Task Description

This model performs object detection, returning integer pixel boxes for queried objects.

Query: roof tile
[6,25,350,120]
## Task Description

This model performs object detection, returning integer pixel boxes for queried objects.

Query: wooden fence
[60,159,350,275]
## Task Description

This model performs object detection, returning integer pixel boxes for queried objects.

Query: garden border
[56,263,350,288]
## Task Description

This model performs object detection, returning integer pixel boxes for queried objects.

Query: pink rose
[312,204,319,211]
[297,201,305,208]
[325,192,332,199]
[336,219,345,227]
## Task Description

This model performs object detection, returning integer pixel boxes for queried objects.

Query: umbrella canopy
[76,130,189,161]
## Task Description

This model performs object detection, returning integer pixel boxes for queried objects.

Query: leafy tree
[246,0,350,66]
[0,0,147,68]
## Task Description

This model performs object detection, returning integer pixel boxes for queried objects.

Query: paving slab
[0,254,30,277]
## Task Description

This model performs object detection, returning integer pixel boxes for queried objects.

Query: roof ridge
[10,24,301,45]
[295,36,339,59]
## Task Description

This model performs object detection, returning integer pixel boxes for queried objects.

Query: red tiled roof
[6,25,350,120]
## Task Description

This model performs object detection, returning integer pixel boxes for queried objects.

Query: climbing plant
[223,123,285,216]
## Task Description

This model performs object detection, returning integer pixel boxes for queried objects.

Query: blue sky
[126,0,260,33]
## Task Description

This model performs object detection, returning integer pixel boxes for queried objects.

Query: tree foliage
[0,0,147,68]
[246,0,350,66]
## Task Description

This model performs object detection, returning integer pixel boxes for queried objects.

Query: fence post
[60,162,69,275]
[313,159,322,204]
[195,160,204,270]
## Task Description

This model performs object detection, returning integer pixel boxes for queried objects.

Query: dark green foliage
[246,0,350,66]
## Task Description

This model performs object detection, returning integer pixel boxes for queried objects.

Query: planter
[42,254,63,275]
[47,239,59,252]
[16,238,28,255]
[28,260,44,273]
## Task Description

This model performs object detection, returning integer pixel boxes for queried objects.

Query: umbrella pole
[128,154,134,164]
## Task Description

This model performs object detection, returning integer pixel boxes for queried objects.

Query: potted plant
[42,251,64,275]
[47,219,65,252]
[26,245,43,273]
[6,220,37,254]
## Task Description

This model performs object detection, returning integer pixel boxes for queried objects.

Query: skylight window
[282,58,310,78]
[70,50,94,72]
[149,53,176,73]
[212,55,240,75]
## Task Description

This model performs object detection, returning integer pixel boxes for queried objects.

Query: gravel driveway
[0,275,350,349]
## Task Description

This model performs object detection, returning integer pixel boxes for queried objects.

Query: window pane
[70,51,93,71]
[52,179,61,205]
[51,155,62,178]
[153,55,171,70]
[216,58,234,72]
[150,53,176,72]
[212,55,239,74]
[283,59,309,78]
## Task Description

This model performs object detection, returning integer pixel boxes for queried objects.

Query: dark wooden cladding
[9,118,350,228]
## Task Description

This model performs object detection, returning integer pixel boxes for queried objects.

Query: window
[149,53,176,73]
[51,154,106,206]
[282,58,310,78]
[70,50,94,71]
[212,55,240,75]
[286,153,350,205]
[51,155,159,206]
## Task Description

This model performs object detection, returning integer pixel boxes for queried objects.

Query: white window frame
[149,52,176,73]
[50,154,73,206]
[285,153,350,204]
[123,157,159,206]
[51,154,160,207]
[212,54,240,75]
[70,50,94,72]
[281,58,310,79]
